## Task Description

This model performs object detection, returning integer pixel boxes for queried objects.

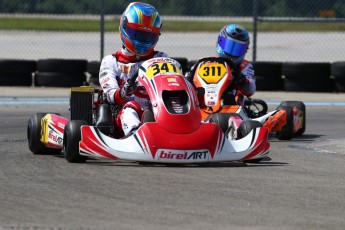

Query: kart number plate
[146,62,182,79]
[197,62,228,84]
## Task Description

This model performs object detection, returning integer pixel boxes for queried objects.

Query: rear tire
[63,120,88,163]
[27,113,61,155]
[279,101,306,136]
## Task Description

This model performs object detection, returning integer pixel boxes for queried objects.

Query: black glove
[120,80,136,100]
[232,65,246,85]
[185,62,197,83]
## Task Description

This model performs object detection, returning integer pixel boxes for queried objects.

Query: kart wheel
[209,113,232,134]
[27,113,61,155]
[279,101,306,136]
[237,120,263,139]
[275,105,294,140]
[142,109,155,124]
[63,120,88,163]
[237,120,264,163]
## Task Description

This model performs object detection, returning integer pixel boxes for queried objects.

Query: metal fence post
[252,0,258,62]
[100,0,105,61]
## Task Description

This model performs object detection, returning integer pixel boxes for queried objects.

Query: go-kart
[27,57,270,164]
[189,56,306,141]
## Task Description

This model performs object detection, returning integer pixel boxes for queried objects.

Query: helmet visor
[125,25,160,43]
[218,37,248,58]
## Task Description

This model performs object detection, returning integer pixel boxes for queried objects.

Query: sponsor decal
[58,123,65,129]
[48,130,63,145]
[156,149,210,161]
[139,26,152,31]
[167,77,177,83]
[100,77,110,85]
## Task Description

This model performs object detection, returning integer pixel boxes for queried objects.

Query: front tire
[63,120,88,163]
[237,120,264,163]
[27,113,61,155]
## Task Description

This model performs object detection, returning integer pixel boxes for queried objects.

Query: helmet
[216,24,249,64]
[120,2,162,56]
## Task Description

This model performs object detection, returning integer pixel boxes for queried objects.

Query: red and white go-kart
[27,57,270,164]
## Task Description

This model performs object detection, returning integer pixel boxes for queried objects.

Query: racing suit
[99,48,168,136]
[230,59,256,105]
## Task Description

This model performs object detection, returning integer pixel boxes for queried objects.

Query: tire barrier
[35,59,87,87]
[0,59,36,86]
[282,62,334,92]
[87,61,101,86]
[0,58,344,93]
[252,61,283,91]
[171,57,189,74]
[331,61,345,92]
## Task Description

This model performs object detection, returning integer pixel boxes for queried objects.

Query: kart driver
[215,24,256,105]
[98,2,168,137]
[186,23,255,106]
[186,24,285,132]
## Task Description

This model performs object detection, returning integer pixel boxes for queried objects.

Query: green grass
[0,17,344,32]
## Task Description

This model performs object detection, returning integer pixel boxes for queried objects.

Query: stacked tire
[0,59,36,86]
[331,61,345,92]
[87,61,101,86]
[253,61,283,91]
[35,59,88,87]
[282,62,334,92]
[171,57,189,74]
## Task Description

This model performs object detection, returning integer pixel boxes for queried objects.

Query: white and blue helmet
[216,24,250,64]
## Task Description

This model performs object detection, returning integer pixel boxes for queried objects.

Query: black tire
[34,72,87,87]
[87,61,101,74]
[253,61,283,91]
[282,62,333,92]
[330,61,345,79]
[0,59,36,74]
[141,109,155,124]
[171,57,189,73]
[37,59,87,73]
[27,113,61,155]
[275,105,294,140]
[237,120,263,139]
[237,120,264,163]
[0,73,32,86]
[283,77,335,92]
[63,120,88,163]
[282,62,331,78]
[280,101,306,136]
[331,62,345,92]
[209,113,232,134]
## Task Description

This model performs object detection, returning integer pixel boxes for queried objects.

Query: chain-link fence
[0,0,344,62]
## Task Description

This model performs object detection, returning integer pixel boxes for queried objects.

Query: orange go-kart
[188,57,306,141]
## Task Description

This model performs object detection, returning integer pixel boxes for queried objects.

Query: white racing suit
[99,48,168,136]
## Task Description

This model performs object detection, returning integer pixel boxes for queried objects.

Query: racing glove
[232,65,247,86]
[120,80,136,100]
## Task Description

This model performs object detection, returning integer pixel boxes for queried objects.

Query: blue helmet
[216,24,250,64]
[120,2,162,56]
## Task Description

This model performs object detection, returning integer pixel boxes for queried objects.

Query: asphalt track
[0,87,345,230]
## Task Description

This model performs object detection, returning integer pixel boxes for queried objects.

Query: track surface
[0,88,345,230]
